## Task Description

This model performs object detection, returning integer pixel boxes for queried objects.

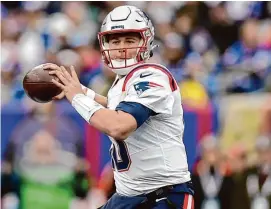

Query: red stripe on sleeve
[149,82,163,87]
[122,64,178,92]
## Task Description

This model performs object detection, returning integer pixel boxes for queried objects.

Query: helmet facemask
[98,29,152,75]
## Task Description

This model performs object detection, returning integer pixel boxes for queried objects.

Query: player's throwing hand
[48,65,84,103]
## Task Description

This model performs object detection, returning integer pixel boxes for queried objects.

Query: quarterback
[45,5,194,209]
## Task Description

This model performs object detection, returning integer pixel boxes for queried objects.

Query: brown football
[23,64,69,103]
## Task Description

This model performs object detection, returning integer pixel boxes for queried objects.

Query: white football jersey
[106,63,191,196]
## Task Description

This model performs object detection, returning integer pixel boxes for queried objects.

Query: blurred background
[1,1,271,209]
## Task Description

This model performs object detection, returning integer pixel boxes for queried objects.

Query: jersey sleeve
[122,66,177,115]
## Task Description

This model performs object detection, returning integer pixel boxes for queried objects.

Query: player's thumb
[53,92,65,100]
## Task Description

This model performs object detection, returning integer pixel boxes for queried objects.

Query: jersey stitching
[159,143,170,177]
[128,133,183,155]
[150,117,171,177]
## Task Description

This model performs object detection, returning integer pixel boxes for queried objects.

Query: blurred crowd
[1,1,271,107]
[192,134,271,209]
[1,1,271,209]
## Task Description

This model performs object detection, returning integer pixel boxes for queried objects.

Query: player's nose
[117,43,127,58]
[118,43,126,52]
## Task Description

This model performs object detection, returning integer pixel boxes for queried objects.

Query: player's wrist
[72,94,104,123]
[81,84,96,100]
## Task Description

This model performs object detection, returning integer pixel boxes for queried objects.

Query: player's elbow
[108,126,131,141]
[105,112,137,140]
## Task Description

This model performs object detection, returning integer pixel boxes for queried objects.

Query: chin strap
[151,44,159,51]
[71,94,104,123]
[149,44,159,57]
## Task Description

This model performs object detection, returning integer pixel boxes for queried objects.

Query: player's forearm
[81,84,107,107]
[90,108,136,141]
[72,94,136,140]
[94,94,108,107]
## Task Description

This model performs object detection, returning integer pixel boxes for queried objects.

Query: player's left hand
[48,65,84,103]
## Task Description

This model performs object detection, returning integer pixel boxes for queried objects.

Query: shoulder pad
[122,63,178,92]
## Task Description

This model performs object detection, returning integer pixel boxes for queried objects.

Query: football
[23,64,67,103]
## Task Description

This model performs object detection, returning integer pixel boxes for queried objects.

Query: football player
[45,5,194,209]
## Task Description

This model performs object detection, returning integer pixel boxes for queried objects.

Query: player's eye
[112,40,120,45]
[126,40,135,44]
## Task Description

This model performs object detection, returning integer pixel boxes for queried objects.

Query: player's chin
[114,57,135,62]
[114,58,128,61]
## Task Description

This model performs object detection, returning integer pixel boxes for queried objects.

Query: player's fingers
[60,66,73,81]
[51,70,69,85]
[70,66,80,82]
[42,63,57,67]
[53,91,65,100]
[43,63,61,71]
[49,71,63,85]
[48,70,63,79]
[52,79,66,90]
